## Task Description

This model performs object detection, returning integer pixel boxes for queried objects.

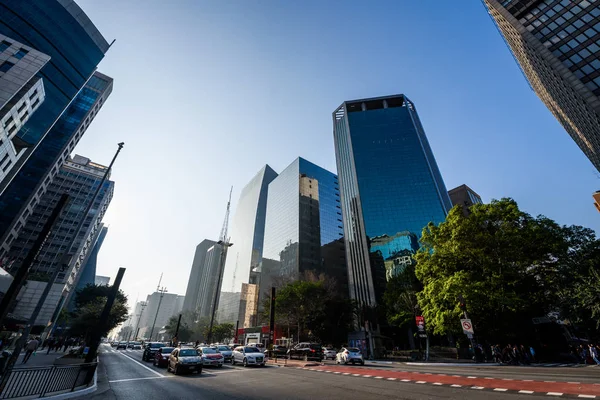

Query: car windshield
[348,348,360,353]
[161,347,174,353]
[202,348,217,354]
[217,346,230,351]
[309,344,321,350]
[244,347,260,353]
[179,349,198,357]
[150,343,162,348]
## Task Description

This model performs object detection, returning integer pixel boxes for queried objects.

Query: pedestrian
[580,345,588,364]
[529,345,536,363]
[63,340,69,353]
[589,344,600,366]
[46,338,54,355]
[22,337,39,364]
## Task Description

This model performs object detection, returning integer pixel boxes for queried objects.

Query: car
[287,343,323,361]
[323,347,336,360]
[127,341,141,350]
[168,348,203,375]
[153,347,175,368]
[228,343,242,350]
[336,347,364,365]
[215,345,233,362]
[270,345,288,357]
[116,341,128,350]
[142,342,164,361]
[231,345,265,367]
[198,346,224,367]
[110,341,118,347]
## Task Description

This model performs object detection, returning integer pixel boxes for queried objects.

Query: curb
[406,362,502,367]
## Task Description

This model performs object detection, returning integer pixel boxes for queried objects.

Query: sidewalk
[12,348,75,369]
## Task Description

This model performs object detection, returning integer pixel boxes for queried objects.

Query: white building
[138,292,185,340]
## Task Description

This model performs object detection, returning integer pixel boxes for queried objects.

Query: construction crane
[207,187,234,344]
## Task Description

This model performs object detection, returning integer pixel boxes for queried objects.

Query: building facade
[7,154,114,325]
[196,242,225,319]
[333,94,451,308]
[0,34,50,182]
[138,292,185,341]
[484,0,600,172]
[448,184,483,216]
[259,157,346,320]
[182,239,217,313]
[217,165,278,325]
[95,275,110,286]
[0,0,111,252]
[73,225,109,291]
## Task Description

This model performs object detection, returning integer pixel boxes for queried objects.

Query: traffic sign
[460,319,474,334]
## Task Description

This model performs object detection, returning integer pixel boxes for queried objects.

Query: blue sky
[75,0,600,304]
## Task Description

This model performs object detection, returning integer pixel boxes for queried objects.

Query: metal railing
[0,362,97,399]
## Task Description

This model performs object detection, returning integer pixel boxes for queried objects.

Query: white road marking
[374,376,383,379]
[545,381,556,383]
[415,381,426,384]
[485,377,494,380]
[494,388,508,392]
[451,384,462,388]
[109,376,170,383]
[116,351,165,377]
[333,372,341,374]
[467,376,477,379]
[362,375,372,378]
[351,374,360,376]
[342,373,350,375]
[401,379,410,382]
[568,382,581,384]
[523,379,534,382]
[471,386,484,390]
[433,382,443,386]
[387,378,397,381]
[547,393,563,396]
[578,395,597,399]
[502,378,513,381]
[519,390,534,394]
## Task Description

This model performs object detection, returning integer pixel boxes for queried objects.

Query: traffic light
[457,295,467,311]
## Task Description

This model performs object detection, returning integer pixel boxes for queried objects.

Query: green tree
[164,315,193,342]
[414,198,592,343]
[69,284,128,341]
[212,323,235,343]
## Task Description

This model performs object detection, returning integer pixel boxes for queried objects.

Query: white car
[323,347,336,360]
[198,346,224,367]
[336,347,364,365]
[231,345,266,367]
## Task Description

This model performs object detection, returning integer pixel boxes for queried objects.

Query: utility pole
[268,287,276,348]
[207,188,233,345]
[148,286,167,341]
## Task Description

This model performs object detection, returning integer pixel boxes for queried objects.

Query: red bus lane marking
[309,365,600,396]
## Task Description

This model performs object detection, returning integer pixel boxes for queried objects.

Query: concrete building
[196,242,225,319]
[73,226,109,291]
[139,292,185,341]
[333,94,451,308]
[7,154,114,325]
[217,165,278,325]
[182,239,216,313]
[0,34,50,182]
[448,184,483,216]
[484,0,600,172]
[95,276,110,286]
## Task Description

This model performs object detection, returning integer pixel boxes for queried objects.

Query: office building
[259,157,346,319]
[7,154,114,325]
[0,0,111,252]
[182,239,216,313]
[138,292,185,341]
[333,94,451,308]
[95,276,110,286]
[217,165,278,325]
[484,0,600,172]
[196,242,225,319]
[448,184,483,216]
[73,225,109,291]
[0,34,50,182]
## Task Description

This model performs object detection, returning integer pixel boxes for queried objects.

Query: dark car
[287,342,323,361]
[142,342,164,361]
[271,345,288,357]
[116,341,127,350]
[168,348,203,375]
[153,347,174,368]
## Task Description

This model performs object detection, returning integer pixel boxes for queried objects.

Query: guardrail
[0,362,97,399]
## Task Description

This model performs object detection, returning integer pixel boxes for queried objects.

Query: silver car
[336,347,364,365]
[231,345,265,367]
[323,347,336,360]
[216,345,233,361]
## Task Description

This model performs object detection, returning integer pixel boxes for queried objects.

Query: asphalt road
[80,345,599,400]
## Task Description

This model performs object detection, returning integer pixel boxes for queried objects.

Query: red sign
[415,316,425,332]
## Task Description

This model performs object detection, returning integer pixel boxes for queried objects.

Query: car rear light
[310,349,315,352]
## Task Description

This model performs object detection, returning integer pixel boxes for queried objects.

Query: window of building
[571,53,583,63]
[0,61,14,74]
[13,49,28,59]
[31,98,40,109]
[0,41,10,52]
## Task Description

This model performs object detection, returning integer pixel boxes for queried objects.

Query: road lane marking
[333,372,340,374]
[387,378,397,381]
[467,376,477,379]
[342,373,350,375]
[415,381,426,384]
[578,396,596,399]
[116,351,165,377]
[109,376,170,383]
[494,388,508,392]
[351,374,360,376]
[362,375,372,378]
[568,382,581,384]
[451,384,462,388]
[374,376,383,379]
[502,378,513,381]
[433,382,442,385]
[547,393,563,396]
[471,386,484,390]
[519,390,534,394]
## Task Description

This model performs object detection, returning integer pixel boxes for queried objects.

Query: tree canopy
[69,284,128,340]
[413,198,600,343]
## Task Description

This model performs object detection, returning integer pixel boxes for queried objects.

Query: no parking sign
[460,319,474,335]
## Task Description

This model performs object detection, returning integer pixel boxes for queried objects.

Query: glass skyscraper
[484,0,600,172]
[217,165,277,326]
[0,0,111,249]
[260,157,346,311]
[333,94,451,308]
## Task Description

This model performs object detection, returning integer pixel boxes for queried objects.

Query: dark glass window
[13,48,28,59]
[0,40,10,52]
[0,61,14,73]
